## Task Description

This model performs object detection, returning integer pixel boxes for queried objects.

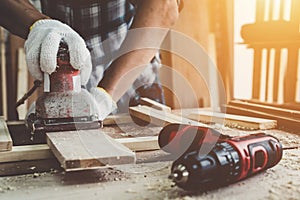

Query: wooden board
[16,48,28,120]
[0,116,12,151]
[229,100,300,119]
[103,113,133,126]
[129,105,207,127]
[0,27,7,119]
[140,97,171,112]
[224,105,300,133]
[0,144,54,163]
[188,110,277,130]
[46,130,136,171]
[0,136,159,164]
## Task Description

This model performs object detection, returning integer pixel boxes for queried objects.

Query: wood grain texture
[188,110,277,130]
[140,98,171,112]
[0,28,7,119]
[103,113,132,126]
[129,105,207,127]
[0,136,159,164]
[46,130,136,171]
[225,105,300,133]
[229,100,300,119]
[0,144,54,163]
[0,116,12,151]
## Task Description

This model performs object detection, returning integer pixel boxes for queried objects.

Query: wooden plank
[0,144,54,163]
[0,136,159,164]
[16,48,28,120]
[224,105,300,133]
[229,100,300,119]
[188,110,277,130]
[0,116,12,151]
[103,113,132,126]
[284,47,298,102]
[246,99,300,110]
[273,49,281,102]
[7,34,25,120]
[46,130,136,171]
[140,97,171,112]
[0,27,7,119]
[252,48,263,99]
[129,105,207,127]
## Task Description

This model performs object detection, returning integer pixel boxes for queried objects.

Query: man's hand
[88,87,117,120]
[24,19,92,85]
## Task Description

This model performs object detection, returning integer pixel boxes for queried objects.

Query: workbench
[0,113,300,200]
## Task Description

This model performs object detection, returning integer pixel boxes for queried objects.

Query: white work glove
[89,87,118,120]
[24,19,92,85]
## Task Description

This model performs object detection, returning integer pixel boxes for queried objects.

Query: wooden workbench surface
[1,123,300,199]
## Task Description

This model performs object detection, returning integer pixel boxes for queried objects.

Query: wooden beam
[247,99,300,110]
[103,113,132,126]
[224,105,300,133]
[188,110,277,130]
[140,97,171,112]
[0,144,54,163]
[0,136,159,164]
[0,116,12,151]
[0,27,7,119]
[229,100,300,119]
[16,48,28,120]
[129,105,207,127]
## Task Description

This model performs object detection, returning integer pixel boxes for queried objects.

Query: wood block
[46,130,136,171]
[188,110,277,130]
[0,116,12,151]
[129,105,207,127]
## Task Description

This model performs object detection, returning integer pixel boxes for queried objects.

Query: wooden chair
[241,0,300,103]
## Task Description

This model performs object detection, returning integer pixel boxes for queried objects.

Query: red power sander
[27,41,102,134]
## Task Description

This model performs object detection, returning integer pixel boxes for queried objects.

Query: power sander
[27,41,102,134]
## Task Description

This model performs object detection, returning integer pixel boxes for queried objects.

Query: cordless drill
[168,132,283,190]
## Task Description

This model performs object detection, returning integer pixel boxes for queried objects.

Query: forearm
[99,0,180,101]
[0,0,49,39]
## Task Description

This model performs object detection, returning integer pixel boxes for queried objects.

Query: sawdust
[1,128,300,199]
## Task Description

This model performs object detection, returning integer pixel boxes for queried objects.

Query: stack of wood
[224,100,300,132]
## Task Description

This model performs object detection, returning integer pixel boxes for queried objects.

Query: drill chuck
[169,164,189,185]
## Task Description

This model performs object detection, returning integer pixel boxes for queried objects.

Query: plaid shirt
[30,0,163,110]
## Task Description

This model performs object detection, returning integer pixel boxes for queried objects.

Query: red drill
[167,132,283,190]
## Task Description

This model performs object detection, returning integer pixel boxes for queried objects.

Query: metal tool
[27,41,102,134]
[168,133,283,191]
